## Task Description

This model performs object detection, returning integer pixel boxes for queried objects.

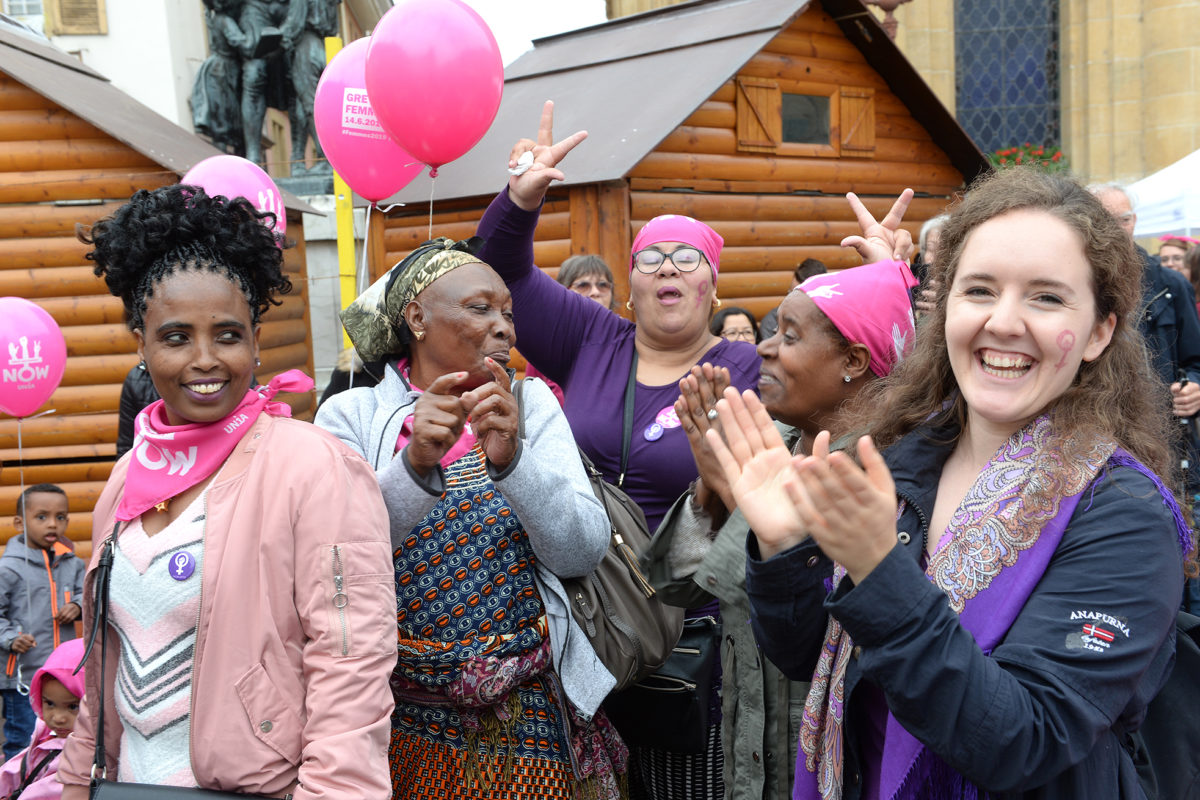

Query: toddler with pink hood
[0,638,84,799]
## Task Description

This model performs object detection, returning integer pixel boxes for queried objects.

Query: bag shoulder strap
[619,351,637,489]
[13,747,59,798]
[82,524,118,785]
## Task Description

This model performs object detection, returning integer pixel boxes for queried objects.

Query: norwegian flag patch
[1065,610,1130,653]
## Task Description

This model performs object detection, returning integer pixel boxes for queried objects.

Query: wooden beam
[596,181,633,315]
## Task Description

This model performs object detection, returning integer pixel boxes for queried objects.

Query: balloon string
[16,415,30,663]
[359,203,373,298]
[428,175,436,241]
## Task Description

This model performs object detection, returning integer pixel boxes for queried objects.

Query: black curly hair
[79,184,292,331]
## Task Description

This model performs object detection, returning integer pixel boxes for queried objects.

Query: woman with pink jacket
[57,185,396,798]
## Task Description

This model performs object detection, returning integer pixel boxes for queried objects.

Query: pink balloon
[182,155,287,237]
[315,38,424,202]
[365,0,503,171]
[0,298,67,418]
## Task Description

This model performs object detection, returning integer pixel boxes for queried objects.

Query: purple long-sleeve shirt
[477,189,761,531]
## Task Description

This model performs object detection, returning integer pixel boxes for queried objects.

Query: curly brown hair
[846,167,1183,526]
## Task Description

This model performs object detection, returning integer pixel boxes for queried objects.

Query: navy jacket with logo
[745,423,1183,799]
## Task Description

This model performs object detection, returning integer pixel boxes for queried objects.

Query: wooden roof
[0,22,316,213]
[393,0,986,204]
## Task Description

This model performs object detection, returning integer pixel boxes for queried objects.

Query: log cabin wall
[626,5,964,319]
[0,72,315,558]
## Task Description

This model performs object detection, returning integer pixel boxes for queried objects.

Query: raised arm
[476,101,628,383]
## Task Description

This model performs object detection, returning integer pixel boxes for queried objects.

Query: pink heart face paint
[1055,330,1076,369]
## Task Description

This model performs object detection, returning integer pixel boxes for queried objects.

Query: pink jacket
[58,415,396,799]
[0,720,65,800]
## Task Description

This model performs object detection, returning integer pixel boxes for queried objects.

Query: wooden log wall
[626,6,964,319]
[0,73,316,558]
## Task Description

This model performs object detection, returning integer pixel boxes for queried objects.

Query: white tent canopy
[1130,148,1200,238]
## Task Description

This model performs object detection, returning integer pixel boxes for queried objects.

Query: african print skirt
[389,446,626,799]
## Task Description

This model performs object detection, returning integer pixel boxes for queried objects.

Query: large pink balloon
[365,0,503,171]
[315,38,424,202]
[0,298,67,418]
[182,155,286,237]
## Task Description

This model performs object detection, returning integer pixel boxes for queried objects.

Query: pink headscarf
[630,214,723,278]
[799,259,919,377]
[30,638,85,718]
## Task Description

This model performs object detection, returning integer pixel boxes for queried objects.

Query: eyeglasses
[632,246,704,274]
[570,278,613,293]
[721,329,756,342]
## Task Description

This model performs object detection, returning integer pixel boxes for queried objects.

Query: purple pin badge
[169,551,196,581]
[643,422,664,442]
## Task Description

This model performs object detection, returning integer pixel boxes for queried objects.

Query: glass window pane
[954,0,1059,152]
[781,93,830,145]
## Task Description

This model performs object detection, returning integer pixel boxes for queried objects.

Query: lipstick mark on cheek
[697,280,709,308]
[1055,330,1076,369]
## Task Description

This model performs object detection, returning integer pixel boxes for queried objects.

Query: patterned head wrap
[798,259,919,378]
[340,236,486,362]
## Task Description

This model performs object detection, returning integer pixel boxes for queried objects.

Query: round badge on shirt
[169,551,196,581]
[644,406,682,442]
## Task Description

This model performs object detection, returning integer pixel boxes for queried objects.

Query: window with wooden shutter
[839,87,876,158]
[44,0,106,35]
[736,77,781,153]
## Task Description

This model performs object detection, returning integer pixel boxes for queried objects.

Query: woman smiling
[715,167,1192,799]
[316,238,622,799]
[59,185,395,799]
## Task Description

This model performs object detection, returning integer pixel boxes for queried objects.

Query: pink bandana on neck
[116,369,315,521]
[799,260,919,377]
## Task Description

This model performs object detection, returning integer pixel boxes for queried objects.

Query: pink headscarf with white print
[630,214,724,278]
[798,259,919,377]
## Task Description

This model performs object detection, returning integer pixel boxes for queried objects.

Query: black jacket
[746,424,1182,799]
[115,363,159,458]
[1138,246,1200,490]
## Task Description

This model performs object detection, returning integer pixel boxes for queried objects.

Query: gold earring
[712,297,722,309]
[626,300,634,311]
[414,330,425,341]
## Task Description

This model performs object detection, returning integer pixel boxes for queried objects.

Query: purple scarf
[795,416,1150,800]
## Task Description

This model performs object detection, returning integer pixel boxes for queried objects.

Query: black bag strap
[80,524,118,786]
[618,351,638,489]
[13,746,59,797]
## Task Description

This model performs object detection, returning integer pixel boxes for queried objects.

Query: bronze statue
[191,0,341,176]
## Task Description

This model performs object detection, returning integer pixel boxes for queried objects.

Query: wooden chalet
[378,0,987,324]
[0,25,318,555]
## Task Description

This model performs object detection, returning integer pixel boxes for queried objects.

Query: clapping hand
[787,436,899,584]
[705,388,809,559]
[841,189,915,264]
[675,364,734,515]
[506,101,588,211]
[462,357,519,472]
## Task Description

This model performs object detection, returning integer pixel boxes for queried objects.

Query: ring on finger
[707,408,719,421]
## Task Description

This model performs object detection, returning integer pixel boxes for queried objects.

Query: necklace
[154,500,169,513]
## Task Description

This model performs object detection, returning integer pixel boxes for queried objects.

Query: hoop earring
[626,301,634,311]
[712,297,722,309]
